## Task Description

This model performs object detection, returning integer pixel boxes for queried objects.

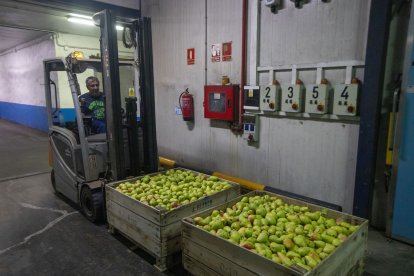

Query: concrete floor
[0,119,50,181]
[0,120,413,275]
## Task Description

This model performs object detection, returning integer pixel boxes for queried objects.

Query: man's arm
[79,94,89,115]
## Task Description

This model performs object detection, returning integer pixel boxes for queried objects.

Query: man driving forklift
[79,76,106,134]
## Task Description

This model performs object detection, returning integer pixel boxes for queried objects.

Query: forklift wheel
[80,186,104,223]
[50,169,57,193]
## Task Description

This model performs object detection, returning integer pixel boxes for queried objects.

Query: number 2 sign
[260,85,280,112]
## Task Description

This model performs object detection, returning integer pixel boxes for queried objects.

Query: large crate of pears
[182,190,368,276]
[105,168,240,271]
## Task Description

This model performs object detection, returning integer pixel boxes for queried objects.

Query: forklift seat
[86,133,106,143]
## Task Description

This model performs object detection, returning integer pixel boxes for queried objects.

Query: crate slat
[182,237,258,276]
[183,254,220,276]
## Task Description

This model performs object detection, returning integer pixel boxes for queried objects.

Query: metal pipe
[0,32,52,56]
[204,0,208,85]
[0,23,131,55]
[0,23,56,34]
[53,33,132,54]
[240,0,248,128]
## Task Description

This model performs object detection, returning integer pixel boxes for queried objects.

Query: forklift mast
[93,10,159,181]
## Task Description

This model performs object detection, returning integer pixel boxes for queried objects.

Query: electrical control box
[281,84,304,113]
[243,86,260,111]
[243,114,259,143]
[305,84,330,114]
[260,85,280,112]
[204,85,240,121]
[332,84,359,116]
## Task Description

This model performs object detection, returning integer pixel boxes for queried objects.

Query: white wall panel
[145,0,371,213]
[207,1,242,84]
[149,0,210,170]
[0,35,55,106]
[260,0,370,66]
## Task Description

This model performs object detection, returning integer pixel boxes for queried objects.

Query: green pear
[293,235,307,247]
[257,232,269,244]
[269,242,286,253]
[230,230,241,244]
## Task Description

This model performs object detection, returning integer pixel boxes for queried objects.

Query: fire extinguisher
[179,88,194,121]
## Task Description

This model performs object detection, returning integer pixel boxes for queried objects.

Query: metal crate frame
[182,190,368,276]
[105,168,241,271]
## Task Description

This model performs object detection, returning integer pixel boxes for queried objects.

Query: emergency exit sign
[222,42,232,61]
[187,48,195,65]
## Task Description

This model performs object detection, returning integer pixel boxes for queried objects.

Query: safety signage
[187,48,195,65]
[222,42,232,61]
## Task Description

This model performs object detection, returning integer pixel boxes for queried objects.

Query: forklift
[44,9,158,222]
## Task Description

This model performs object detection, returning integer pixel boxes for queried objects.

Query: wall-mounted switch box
[281,84,304,113]
[260,85,280,112]
[243,114,259,143]
[333,84,359,116]
[305,84,330,114]
[243,86,260,111]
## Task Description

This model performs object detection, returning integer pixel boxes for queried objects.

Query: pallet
[182,190,368,276]
[105,168,241,272]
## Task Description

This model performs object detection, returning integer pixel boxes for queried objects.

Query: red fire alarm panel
[204,85,239,121]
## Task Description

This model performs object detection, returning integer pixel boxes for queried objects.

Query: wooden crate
[105,168,241,271]
[182,190,368,276]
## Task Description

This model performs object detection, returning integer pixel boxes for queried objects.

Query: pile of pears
[115,169,232,211]
[193,195,358,271]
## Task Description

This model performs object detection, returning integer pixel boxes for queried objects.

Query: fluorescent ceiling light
[67,17,94,26]
[69,13,92,19]
[67,16,123,31]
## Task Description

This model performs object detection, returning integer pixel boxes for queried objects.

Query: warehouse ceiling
[0,26,48,53]
[0,0,97,53]
[0,0,138,53]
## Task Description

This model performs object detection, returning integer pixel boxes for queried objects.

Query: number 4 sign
[333,84,359,116]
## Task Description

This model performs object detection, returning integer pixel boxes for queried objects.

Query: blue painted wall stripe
[0,102,77,132]
[0,102,48,132]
